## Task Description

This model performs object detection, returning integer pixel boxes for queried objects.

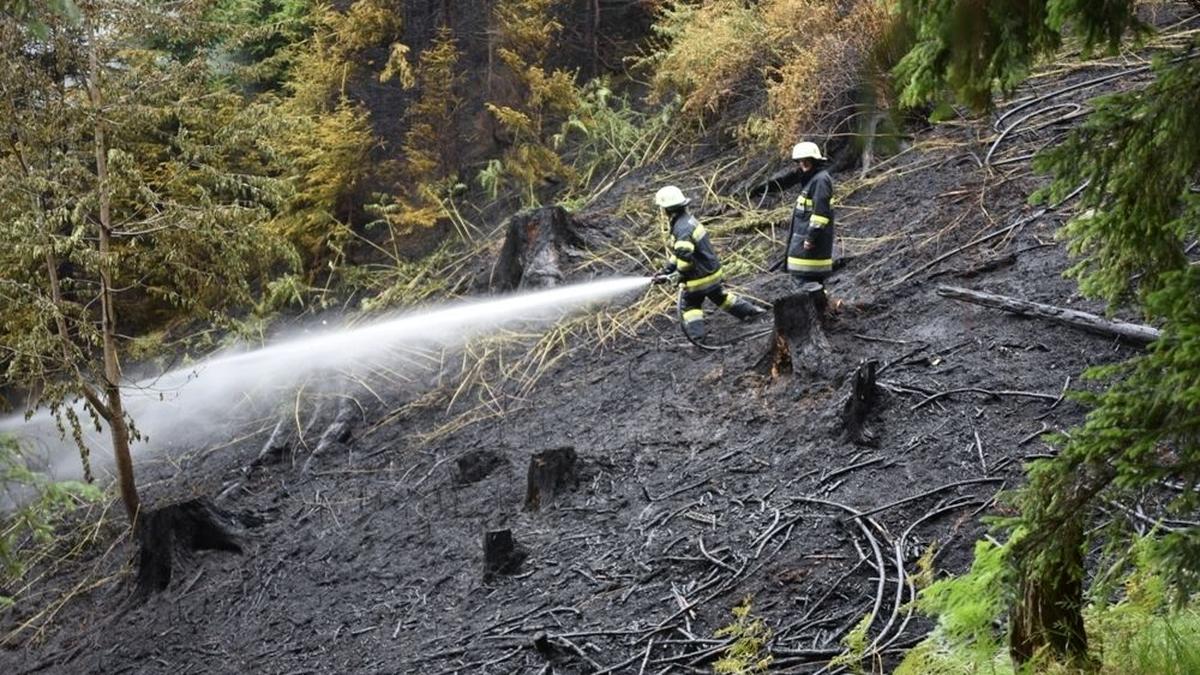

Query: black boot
[682,317,707,342]
[728,297,766,322]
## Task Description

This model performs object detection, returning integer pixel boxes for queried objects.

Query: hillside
[2,2,1199,674]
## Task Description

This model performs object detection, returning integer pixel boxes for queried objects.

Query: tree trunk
[85,13,140,522]
[525,446,577,511]
[590,0,601,78]
[1009,513,1091,668]
[757,283,832,378]
[860,111,885,179]
[937,285,1160,345]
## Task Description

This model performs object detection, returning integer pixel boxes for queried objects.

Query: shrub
[0,438,101,609]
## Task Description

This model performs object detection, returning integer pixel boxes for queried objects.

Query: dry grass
[647,1,764,118]
[757,1,894,147]
[646,0,898,152]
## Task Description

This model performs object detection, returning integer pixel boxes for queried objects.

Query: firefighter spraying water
[650,185,767,345]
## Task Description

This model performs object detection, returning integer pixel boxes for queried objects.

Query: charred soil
[1,55,1161,675]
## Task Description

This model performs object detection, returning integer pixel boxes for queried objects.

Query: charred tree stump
[483,528,527,580]
[757,283,832,378]
[842,359,880,445]
[524,446,577,511]
[492,206,586,290]
[251,416,293,468]
[134,497,242,599]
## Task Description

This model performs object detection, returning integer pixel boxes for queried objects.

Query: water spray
[0,276,652,481]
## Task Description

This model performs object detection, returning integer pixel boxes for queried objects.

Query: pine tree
[485,0,580,205]
[268,0,399,270]
[895,0,1200,667]
[369,26,463,234]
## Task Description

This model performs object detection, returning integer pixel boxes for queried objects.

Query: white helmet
[792,141,825,161]
[654,185,690,209]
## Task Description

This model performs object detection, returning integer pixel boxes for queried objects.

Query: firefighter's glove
[652,271,682,286]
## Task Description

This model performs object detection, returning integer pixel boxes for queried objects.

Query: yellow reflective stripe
[668,255,678,265]
[787,257,833,270]
[683,269,723,290]
[691,224,708,241]
[720,293,737,310]
[682,309,704,323]
[674,240,696,254]
[677,259,694,271]
[810,214,830,226]
[796,196,814,208]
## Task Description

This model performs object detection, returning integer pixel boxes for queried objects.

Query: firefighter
[651,185,764,342]
[786,141,835,285]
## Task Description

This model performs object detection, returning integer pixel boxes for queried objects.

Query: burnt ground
[0,39,1181,675]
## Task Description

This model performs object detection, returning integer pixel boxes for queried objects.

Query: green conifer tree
[895,0,1200,667]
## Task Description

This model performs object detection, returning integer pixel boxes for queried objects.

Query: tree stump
[842,359,880,445]
[134,497,242,599]
[492,206,586,290]
[757,283,832,378]
[524,446,577,511]
[483,528,527,580]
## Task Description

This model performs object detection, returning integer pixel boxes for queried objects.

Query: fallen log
[937,285,1160,346]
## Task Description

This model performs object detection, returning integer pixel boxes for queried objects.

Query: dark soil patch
[456,449,509,486]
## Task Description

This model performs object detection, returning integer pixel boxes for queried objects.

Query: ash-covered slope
[2,58,1156,675]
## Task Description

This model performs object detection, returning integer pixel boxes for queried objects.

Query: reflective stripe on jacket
[787,169,834,275]
[664,212,724,290]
